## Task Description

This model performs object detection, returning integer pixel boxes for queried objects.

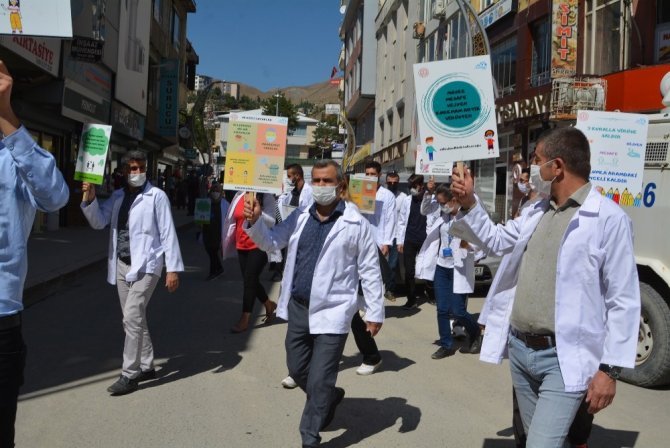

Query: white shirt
[363,185,397,248]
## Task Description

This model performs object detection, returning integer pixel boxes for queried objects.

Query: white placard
[0,0,72,37]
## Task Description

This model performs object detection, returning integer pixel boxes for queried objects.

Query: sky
[186,1,344,92]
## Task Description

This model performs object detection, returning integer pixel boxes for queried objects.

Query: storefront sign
[496,93,551,124]
[0,0,72,37]
[655,23,670,64]
[184,148,197,159]
[111,101,145,140]
[0,35,60,76]
[551,0,578,78]
[577,111,649,207]
[70,37,104,62]
[325,104,341,115]
[63,42,112,99]
[62,79,111,124]
[479,0,515,29]
[158,59,180,136]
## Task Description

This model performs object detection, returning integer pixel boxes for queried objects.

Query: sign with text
[655,23,670,64]
[224,114,288,194]
[70,37,104,62]
[414,55,499,174]
[0,35,60,76]
[194,198,211,225]
[576,111,649,207]
[158,59,179,136]
[74,123,112,184]
[0,0,72,37]
[348,174,377,215]
[551,0,578,78]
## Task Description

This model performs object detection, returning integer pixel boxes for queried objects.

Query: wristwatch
[599,363,622,380]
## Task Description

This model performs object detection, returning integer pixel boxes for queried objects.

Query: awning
[348,143,371,167]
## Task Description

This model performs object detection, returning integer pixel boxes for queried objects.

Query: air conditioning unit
[413,21,425,39]
[550,77,607,120]
[432,0,447,19]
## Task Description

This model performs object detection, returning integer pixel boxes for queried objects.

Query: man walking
[0,60,69,447]
[244,160,383,447]
[81,151,183,396]
[451,127,640,447]
[384,170,406,301]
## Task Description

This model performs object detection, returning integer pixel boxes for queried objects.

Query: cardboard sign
[349,174,377,215]
[74,123,111,185]
[194,198,211,225]
[414,55,499,173]
[576,110,649,207]
[224,113,288,194]
[0,0,72,37]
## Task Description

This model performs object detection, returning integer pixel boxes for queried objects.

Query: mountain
[234,79,340,107]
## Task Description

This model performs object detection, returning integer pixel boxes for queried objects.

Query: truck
[620,110,670,387]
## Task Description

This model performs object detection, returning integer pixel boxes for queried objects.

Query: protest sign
[74,123,111,185]
[349,174,377,215]
[194,198,211,225]
[224,113,288,194]
[576,110,649,207]
[0,0,72,37]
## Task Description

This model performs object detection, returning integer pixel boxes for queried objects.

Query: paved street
[16,224,670,447]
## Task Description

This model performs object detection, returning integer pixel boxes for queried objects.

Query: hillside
[234,79,340,106]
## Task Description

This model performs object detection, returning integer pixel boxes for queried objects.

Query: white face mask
[410,187,421,196]
[530,160,556,198]
[518,182,531,195]
[284,178,295,193]
[312,185,338,206]
[440,205,453,214]
[128,173,146,188]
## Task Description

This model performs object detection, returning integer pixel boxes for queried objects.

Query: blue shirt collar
[308,199,345,222]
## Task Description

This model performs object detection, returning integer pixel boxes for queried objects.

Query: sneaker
[356,360,382,376]
[107,375,139,395]
[384,291,396,301]
[281,375,298,389]
[431,346,456,359]
[402,300,417,310]
[452,325,467,340]
[321,387,345,430]
[136,369,157,382]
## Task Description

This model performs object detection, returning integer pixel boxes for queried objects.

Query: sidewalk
[24,207,194,306]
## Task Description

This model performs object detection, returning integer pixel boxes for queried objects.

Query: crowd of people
[1,58,641,448]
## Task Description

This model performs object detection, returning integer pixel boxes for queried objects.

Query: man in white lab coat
[451,127,640,447]
[81,151,183,396]
[244,159,383,448]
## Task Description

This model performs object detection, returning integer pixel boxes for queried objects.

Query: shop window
[583,0,626,75]
[492,36,517,96]
[152,0,162,23]
[171,8,181,51]
[530,17,551,87]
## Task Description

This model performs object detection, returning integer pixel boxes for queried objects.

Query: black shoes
[136,369,157,382]
[466,334,483,354]
[402,300,418,310]
[107,375,139,395]
[431,346,456,359]
[321,387,345,431]
[206,269,224,281]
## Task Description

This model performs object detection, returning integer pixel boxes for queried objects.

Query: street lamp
[274,90,281,117]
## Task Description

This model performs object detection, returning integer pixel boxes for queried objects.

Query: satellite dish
[339,5,346,14]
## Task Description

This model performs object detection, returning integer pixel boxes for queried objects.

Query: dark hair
[521,168,530,175]
[122,150,147,166]
[408,174,424,187]
[312,159,344,184]
[286,163,304,178]
[435,184,453,201]
[386,171,400,180]
[364,161,382,174]
[537,127,591,180]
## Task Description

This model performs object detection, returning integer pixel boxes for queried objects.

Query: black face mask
[387,183,399,193]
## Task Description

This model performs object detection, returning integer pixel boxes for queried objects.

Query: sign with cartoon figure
[74,123,112,184]
[194,198,211,225]
[576,110,649,207]
[413,55,499,174]
[224,113,288,194]
[348,174,377,215]
[0,0,72,37]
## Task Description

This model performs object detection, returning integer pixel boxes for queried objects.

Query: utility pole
[274,90,281,117]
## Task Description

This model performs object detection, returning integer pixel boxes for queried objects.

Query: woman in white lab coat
[416,185,481,359]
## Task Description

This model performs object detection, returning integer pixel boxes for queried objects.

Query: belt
[118,255,131,265]
[0,312,22,330]
[511,327,556,350]
[292,296,309,307]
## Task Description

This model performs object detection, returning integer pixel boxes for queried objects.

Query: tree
[261,92,298,133]
[310,115,341,158]
[297,100,316,115]
[238,95,259,110]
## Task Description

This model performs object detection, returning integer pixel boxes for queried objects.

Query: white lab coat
[278,182,313,220]
[221,191,281,262]
[245,201,384,334]
[364,185,397,248]
[81,182,184,285]
[396,193,439,244]
[415,214,476,294]
[450,189,641,392]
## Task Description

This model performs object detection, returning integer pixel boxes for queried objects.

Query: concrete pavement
[15,222,670,447]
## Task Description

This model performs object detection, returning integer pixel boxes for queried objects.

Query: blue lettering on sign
[643,183,656,208]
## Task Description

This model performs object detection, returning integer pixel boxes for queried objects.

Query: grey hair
[537,127,591,180]
[312,159,344,184]
[122,150,147,166]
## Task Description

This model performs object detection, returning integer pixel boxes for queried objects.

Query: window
[379,119,385,147]
[660,0,670,24]
[398,106,405,138]
[292,126,307,137]
[491,36,517,96]
[171,8,181,51]
[530,17,551,87]
[583,0,626,75]
[152,0,162,23]
[481,0,495,12]
[445,13,467,60]
[148,61,159,107]
[387,113,394,143]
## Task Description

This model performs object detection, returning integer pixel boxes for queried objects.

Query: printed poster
[414,55,499,174]
[576,110,649,207]
[194,198,211,225]
[551,0,578,78]
[224,113,288,194]
[0,0,72,37]
[74,123,112,185]
[349,174,377,215]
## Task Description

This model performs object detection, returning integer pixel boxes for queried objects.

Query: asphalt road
[15,225,670,447]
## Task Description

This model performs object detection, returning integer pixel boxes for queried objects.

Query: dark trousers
[205,245,223,275]
[237,248,269,313]
[0,322,26,448]
[403,240,423,303]
[285,298,348,447]
[351,312,381,365]
[512,387,594,447]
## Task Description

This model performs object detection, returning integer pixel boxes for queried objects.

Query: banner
[551,0,578,78]
[158,59,179,136]
[0,0,72,37]
[414,55,499,172]
[194,198,211,225]
[223,114,288,194]
[74,123,112,185]
[348,174,377,215]
[576,110,649,207]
